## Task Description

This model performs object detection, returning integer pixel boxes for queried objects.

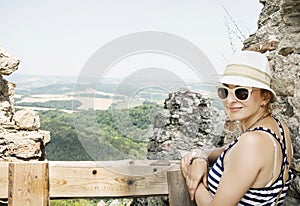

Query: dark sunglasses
[217,86,253,102]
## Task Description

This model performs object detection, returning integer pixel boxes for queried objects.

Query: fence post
[8,162,49,206]
[167,170,196,206]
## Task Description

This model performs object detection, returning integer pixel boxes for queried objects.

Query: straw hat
[220,51,277,102]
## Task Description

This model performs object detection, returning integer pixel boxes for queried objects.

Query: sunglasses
[217,86,253,102]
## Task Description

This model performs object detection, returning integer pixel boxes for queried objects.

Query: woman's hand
[181,152,208,201]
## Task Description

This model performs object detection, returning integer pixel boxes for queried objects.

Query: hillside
[39,103,163,161]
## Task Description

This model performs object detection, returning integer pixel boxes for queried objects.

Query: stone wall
[0,45,50,161]
[135,88,224,205]
[243,0,300,203]
[147,88,225,160]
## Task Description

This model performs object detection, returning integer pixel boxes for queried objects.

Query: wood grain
[0,162,8,199]
[8,162,49,206]
[167,170,196,206]
[0,160,187,204]
[49,160,179,198]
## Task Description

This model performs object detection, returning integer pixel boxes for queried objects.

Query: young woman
[181,51,293,205]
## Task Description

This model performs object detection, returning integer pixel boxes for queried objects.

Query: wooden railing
[0,160,196,206]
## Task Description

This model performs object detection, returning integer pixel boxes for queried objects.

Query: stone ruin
[243,0,300,203]
[129,88,224,205]
[0,45,50,161]
[147,88,225,160]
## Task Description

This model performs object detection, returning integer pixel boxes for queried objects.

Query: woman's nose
[226,91,237,103]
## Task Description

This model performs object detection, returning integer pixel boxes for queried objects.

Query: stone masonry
[243,0,300,204]
[147,88,225,160]
[138,88,225,206]
[0,45,50,161]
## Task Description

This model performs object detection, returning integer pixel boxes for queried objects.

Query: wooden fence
[0,160,196,206]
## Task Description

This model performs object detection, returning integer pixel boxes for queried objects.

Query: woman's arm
[195,183,213,206]
[181,145,228,200]
[201,144,228,163]
[195,133,267,206]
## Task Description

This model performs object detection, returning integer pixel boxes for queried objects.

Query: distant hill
[9,73,222,112]
[8,73,216,95]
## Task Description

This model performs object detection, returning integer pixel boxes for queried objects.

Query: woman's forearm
[195,183,213,206]
[196,145,227,164]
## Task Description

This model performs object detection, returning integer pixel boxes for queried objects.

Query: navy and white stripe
[207,116,293,205]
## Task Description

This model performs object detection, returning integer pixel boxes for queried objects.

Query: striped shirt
[208,116,293,205]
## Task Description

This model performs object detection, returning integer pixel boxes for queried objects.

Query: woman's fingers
[203,172,208,188]
[187,177,199,201]
[181,152,209,200]
[181,159,188,178]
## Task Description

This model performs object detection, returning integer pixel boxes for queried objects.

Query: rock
[0,130,50,161]
[0,46,20,75]
[14,109,40,130]
[0,44,50,161]
[242,0,300,202]
[147,88,225,160]
[278,34,300,56]
[0,76,15,124]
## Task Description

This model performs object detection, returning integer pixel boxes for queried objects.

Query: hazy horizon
[1,0,262,81]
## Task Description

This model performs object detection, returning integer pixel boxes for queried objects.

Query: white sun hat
[220,51,277,102]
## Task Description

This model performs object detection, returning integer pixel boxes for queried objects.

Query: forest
[17,100,82,110]
[40,102,163,161]
[38,102,163,205]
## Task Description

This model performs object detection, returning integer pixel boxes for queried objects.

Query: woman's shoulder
[238,130,272,145]
[234,131,275,157]
[224,132,270,179]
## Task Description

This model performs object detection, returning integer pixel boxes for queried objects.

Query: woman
[181,51,293,205]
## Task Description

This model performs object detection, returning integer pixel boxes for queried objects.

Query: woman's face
[220,84,263,121]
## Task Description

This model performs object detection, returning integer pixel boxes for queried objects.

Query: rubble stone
[0,44,50,162]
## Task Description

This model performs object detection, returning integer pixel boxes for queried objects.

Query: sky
[0,0,263,80]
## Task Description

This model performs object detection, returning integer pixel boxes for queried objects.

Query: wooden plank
[0,160,181,199]
[0,162,8,199]
[8,162,49,206]
[167,170,196,206]
[49,160,180,198]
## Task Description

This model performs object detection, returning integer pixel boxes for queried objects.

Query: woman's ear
[262,90,272,104]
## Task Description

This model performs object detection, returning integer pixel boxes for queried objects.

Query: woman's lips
[228,107,242,112]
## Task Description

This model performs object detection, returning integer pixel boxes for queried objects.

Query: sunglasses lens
[217,87,228,99]
[235,88,249,101]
